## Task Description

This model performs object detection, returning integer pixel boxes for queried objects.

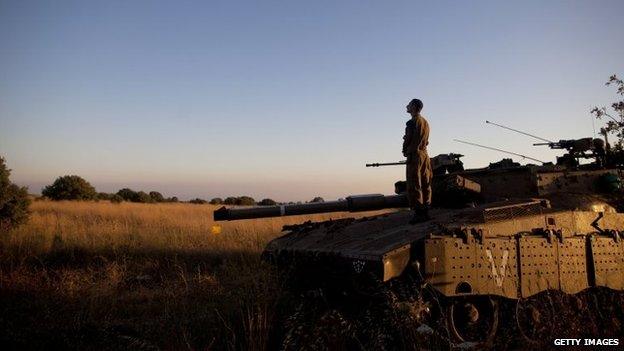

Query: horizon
[2,1,623,202]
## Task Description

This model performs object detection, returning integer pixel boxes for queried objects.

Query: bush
[0,157,31,232]
[165,196,179,203]
[110,194,124,203]
[310,197,325,203]
[258,198,277,206]
[116,188,164,203]
[224,197,237,205]
[235,196,256,206]
[189,198,207,204]
[135,191,154,203]
[116,188,138,201]
[42,175,97,201]
[209,197,223,205]
[149,191,165,203]
[97,192,113,201]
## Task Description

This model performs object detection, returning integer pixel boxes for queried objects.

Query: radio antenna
[485,120,553,143]
[454,139,546,164]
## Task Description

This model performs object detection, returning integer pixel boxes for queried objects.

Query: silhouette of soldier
[402,99,432,223]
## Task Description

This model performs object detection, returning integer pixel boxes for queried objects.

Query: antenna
[590,110,596,139]
[454,139,546,164]
[485,120,553,143]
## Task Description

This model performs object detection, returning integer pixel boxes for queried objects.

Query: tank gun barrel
[533,139,582,150]
[533,142,560,147]
[213,194,407,221]
[366,161,406,167]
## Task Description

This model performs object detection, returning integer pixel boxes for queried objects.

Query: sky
[1,0,623,201]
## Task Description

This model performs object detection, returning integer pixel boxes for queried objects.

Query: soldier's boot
[408,211,421,224]
[409,208,427,224]
[422,205,431,221]
[409,206,431,225]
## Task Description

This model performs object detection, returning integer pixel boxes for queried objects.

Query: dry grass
[3,201,623,350]
[4,200,365,255]
[0,200,385,350]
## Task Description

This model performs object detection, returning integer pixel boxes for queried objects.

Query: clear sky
[1,0,623,201]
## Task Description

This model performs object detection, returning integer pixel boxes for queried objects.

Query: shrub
[224,197,237,205]
[235,196,256,206]
[116,188,138,201]
[209,197,223,205]
[149,191,164,203]
[110,194,124,203]
[189,198,207,204]
[116,188,164,203]
[166,196,179,203]
[42,175,97,201]
[310,197,325,203]
[97,192,113,201]
[0,157,31,232]
[135,191,154,203]
[258,198,277,206]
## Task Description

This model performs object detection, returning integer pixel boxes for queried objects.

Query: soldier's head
[406,99,423,116]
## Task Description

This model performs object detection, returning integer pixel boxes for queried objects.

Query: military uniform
[402,114,432,210]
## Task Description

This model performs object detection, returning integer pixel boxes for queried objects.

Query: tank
[213,152,624,347]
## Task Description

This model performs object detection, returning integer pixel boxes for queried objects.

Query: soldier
[402,99,432,223]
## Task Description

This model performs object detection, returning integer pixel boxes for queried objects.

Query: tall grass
[0,200,384,350]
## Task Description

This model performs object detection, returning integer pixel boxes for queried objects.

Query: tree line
[37,174,326,206]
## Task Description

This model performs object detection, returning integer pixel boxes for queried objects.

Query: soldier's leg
[406,155,418,209]
[409,154,431,224]
[414,154,425,208]
[421,155,433,206]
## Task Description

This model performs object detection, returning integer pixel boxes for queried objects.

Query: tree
[116,188,138,201]
[591,74,624,149]
[189,198,207,204]
[166,196,179,203]
[0,157,30,232]
[258,198,277,206]
[224,197,237,205]
[235,196,256,206]
[42,175,97,201]
[310,197,325,203]
[149,191,164,203]
[209,197,223,205]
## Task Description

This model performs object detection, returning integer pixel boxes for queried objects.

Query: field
[0,200,389,350]
[2,200,624,350]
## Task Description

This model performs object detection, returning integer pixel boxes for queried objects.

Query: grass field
[3,201,624,350]
[0,200,387,350]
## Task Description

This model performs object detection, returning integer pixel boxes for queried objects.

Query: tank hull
[264,200,624,299]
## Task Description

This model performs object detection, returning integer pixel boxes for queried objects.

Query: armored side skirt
[423,231,624,299]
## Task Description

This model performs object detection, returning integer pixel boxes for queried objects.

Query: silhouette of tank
[214,133,624,345]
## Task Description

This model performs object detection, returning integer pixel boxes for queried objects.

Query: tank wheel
[446,296,499,344]
[515,295,554,343]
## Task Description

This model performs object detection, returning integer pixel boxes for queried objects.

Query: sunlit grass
[0,200,383,350]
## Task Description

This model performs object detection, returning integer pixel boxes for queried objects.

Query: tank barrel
[213,194,407,221]
[366,161,406,167]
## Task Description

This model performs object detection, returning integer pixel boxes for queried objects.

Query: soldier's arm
[402,122,412,156]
